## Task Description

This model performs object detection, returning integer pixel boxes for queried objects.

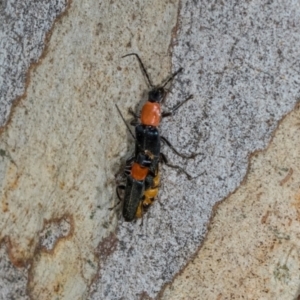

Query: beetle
[115,104,160,220]
[116,152,152,222]
[117,153,160,220]
[113,54,195,221]
[123,53,194,183]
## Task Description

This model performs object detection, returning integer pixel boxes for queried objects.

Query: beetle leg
[161,136,196,159]
[160,153,192,180]
[109,185,126,210]
[162,94,193,117]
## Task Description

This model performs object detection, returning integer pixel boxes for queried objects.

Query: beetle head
[148,87,165,103]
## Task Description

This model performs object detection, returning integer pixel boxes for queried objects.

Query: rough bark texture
[0,0,300,299]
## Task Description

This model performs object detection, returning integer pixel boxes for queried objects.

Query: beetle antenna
[161,67,183,88]
[122,53,154,88]
[115,104,136,141]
